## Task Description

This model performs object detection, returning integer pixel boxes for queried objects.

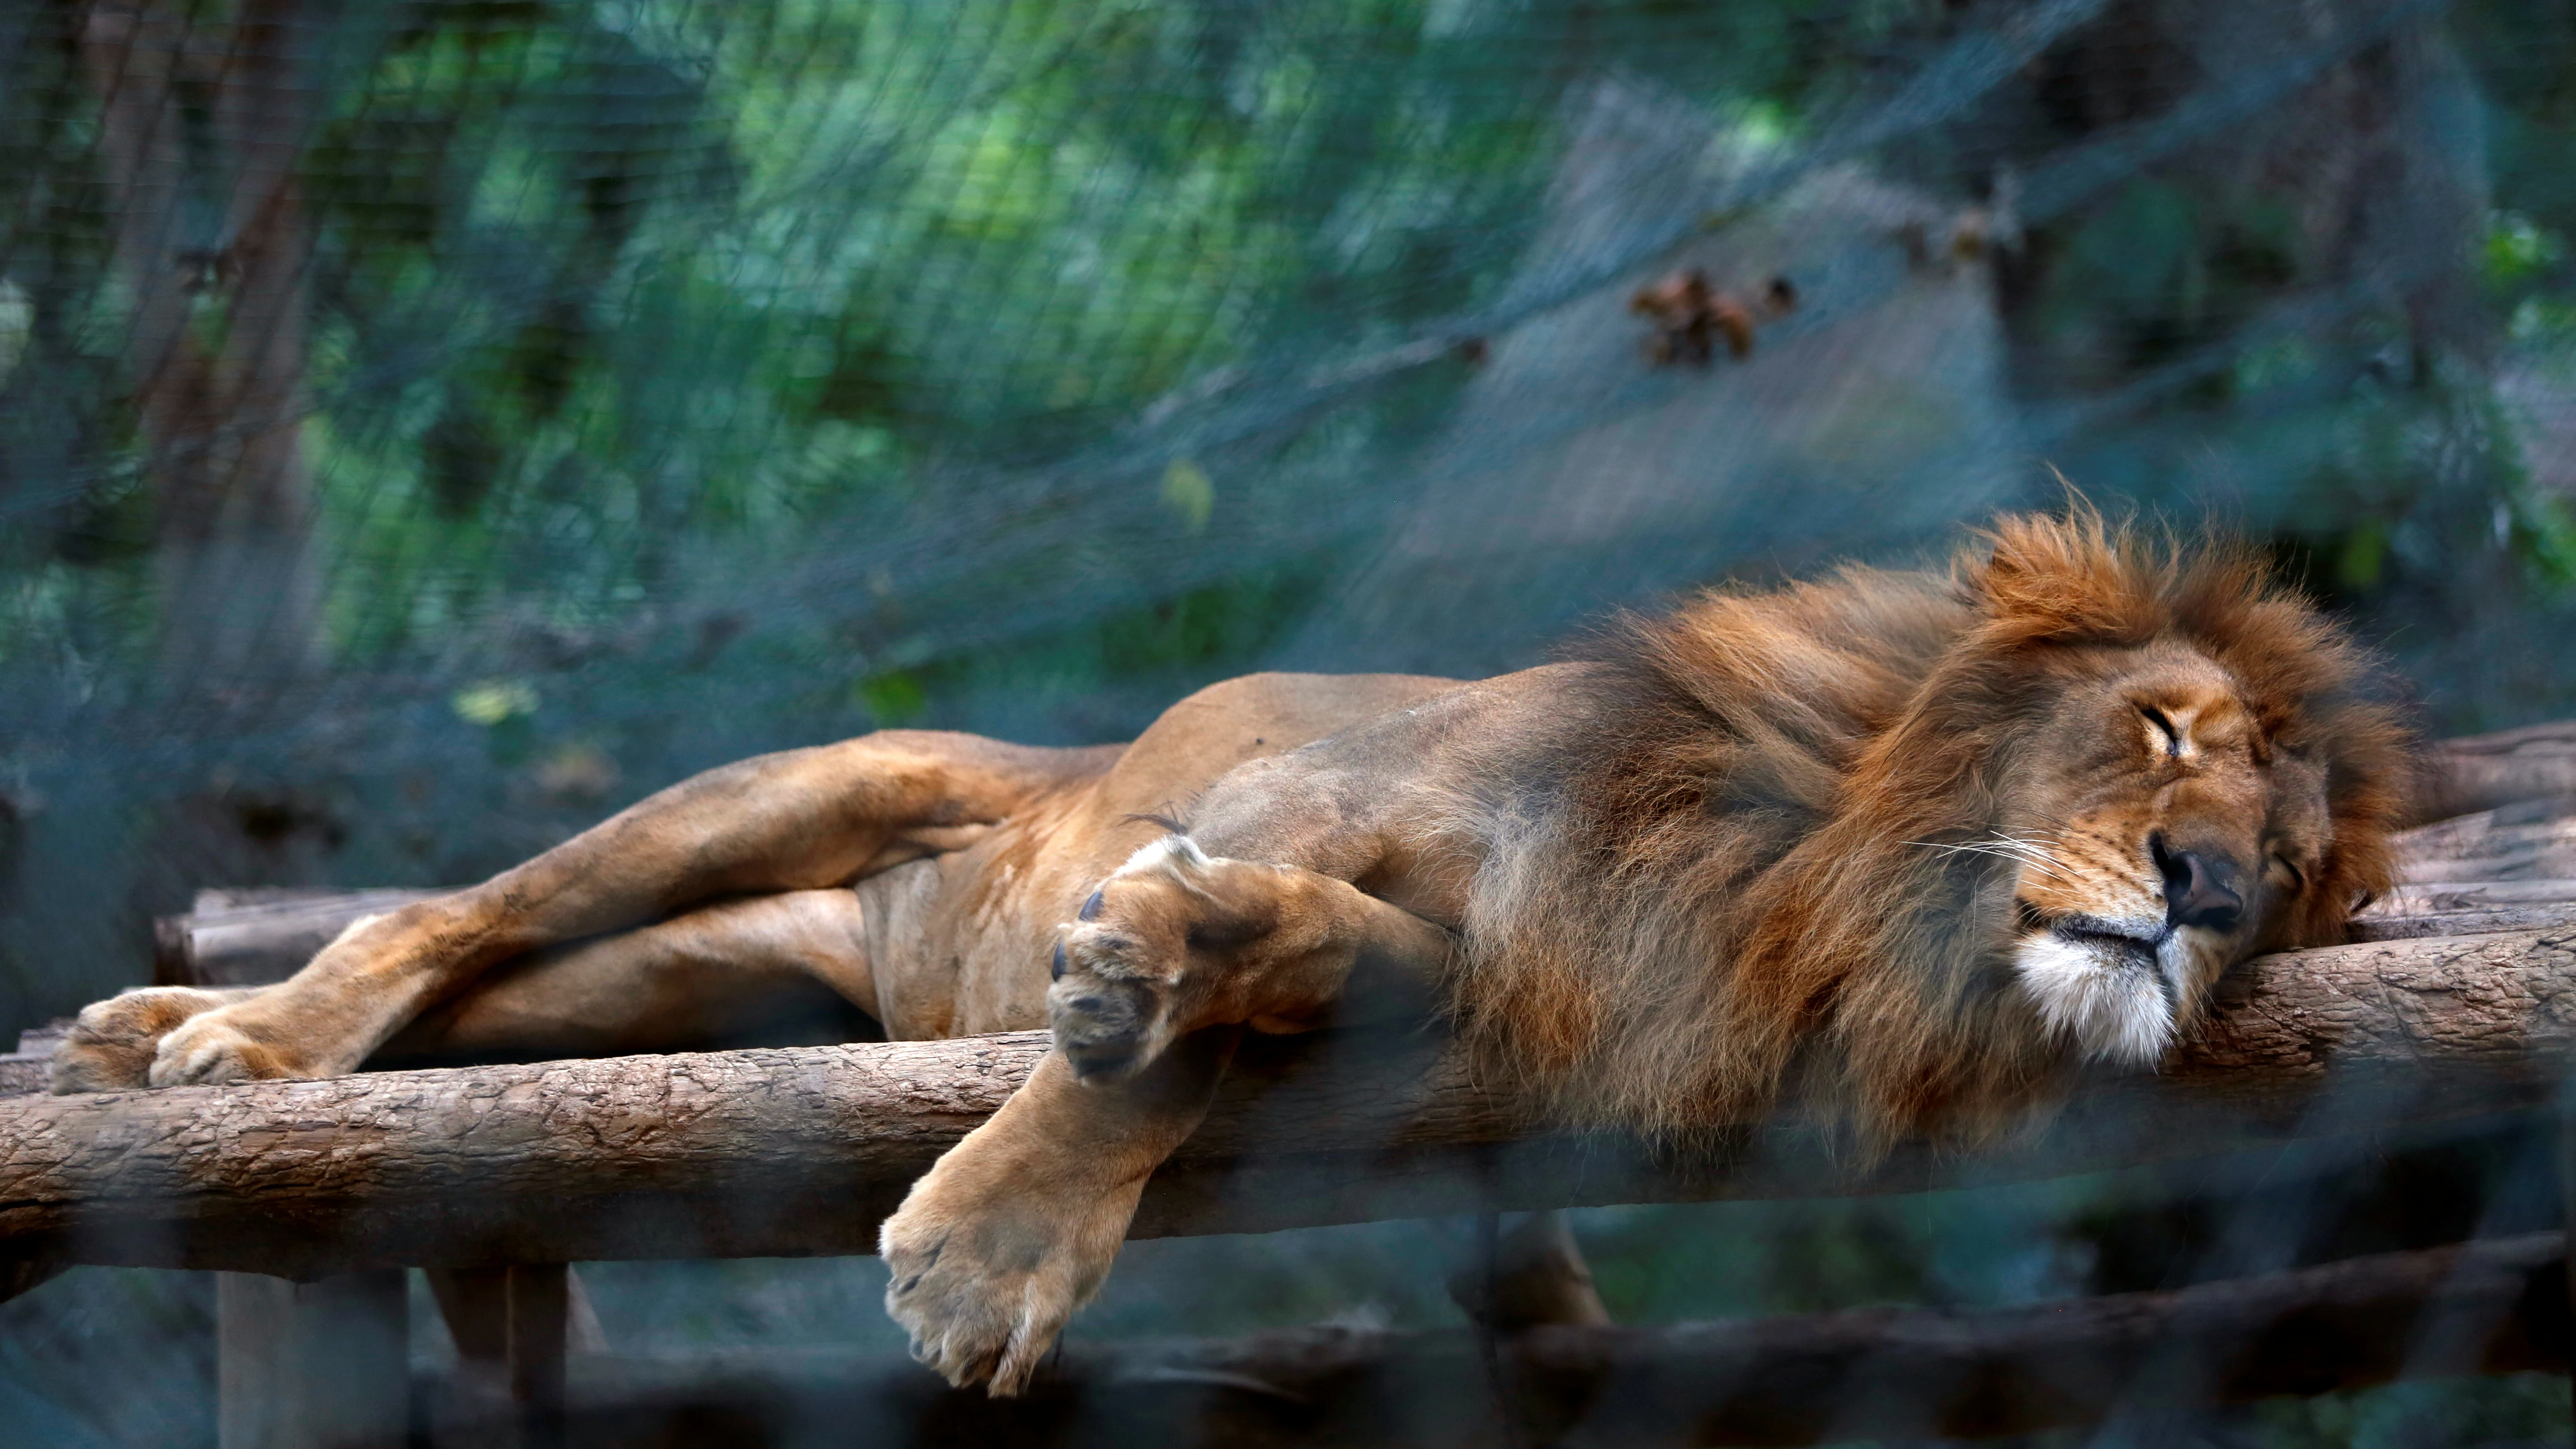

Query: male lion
[52,512,2411,1394]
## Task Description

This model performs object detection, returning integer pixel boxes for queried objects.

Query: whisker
[1986,832,2079,868]
[1974,837,2085,889]
[1902,837,2083,889]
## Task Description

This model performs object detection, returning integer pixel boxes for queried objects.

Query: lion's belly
[854,843,1059,1039]
[854,777,1175,1038]
[850,670,1474,1042]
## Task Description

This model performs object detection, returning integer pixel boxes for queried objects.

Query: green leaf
[1160,458,1216,532]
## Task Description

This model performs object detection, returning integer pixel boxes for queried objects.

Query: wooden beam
[4,926,2576,1278]
[549,1233,2573,1446]
[2416,722,2576,827]
[156,889,444,989]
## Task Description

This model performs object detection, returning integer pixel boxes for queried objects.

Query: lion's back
[1092,671,1465,818]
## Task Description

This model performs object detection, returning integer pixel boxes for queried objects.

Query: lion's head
[1990,644,2346,1064]
[1457,509,2415,1143]
[1918,512,2414,1071]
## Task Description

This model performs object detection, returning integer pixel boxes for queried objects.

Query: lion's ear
[1968,511,2160,646]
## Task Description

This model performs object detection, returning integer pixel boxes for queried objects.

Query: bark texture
[5,928,2576,1277]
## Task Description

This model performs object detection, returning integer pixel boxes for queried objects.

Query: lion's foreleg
[880,1030,1235,1395]
[1046,833,1457,1083]
[881,833,1454,1394]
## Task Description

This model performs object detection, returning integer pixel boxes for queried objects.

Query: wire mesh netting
[9,0,2576,1444]
[3,0,2569,1021]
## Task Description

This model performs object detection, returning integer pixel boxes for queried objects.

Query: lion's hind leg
[375,889,876,1063]
[50,984,266,1093]
[54,891,880,1092]
[140,732,1083,1088]
[54,906,413,1091]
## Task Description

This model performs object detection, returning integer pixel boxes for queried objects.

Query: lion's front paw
[879,1169,1126,1395]
[50,987,247,1093]
[1048,934,1174,1084]
[1052,834,1254,1081]
[147,1005,315,1086]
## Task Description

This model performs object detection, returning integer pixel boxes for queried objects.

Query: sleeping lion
[51,511,2411,1394]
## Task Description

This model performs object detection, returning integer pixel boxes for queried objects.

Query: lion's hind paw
[49,986,246,1093]
[147,1007,309,1087]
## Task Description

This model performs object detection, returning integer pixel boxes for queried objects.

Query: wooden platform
[10,721,2576,1445]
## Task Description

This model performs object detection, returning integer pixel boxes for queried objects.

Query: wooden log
[0,1025,58,1098]
[546,1233,2572,1447]
[156,888,445,989]
[4,928,2576,1278]
[2415,722,2576,827]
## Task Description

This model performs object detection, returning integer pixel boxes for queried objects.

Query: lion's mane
[1447,513,2415,1144]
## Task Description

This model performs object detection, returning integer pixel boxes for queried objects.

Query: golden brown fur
[50,511,2413,1394]
[1447,512,2411,1146]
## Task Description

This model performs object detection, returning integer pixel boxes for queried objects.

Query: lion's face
[2002,641,2336,1064]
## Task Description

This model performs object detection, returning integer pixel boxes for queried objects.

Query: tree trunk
[79,0,322,683]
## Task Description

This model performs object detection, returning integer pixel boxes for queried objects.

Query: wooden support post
[426,1265,573,1448]
[216,1270,409,1449]
[2562,1090,2576,1448]
[426,1265,504,1446]
[508,1264,568,1449]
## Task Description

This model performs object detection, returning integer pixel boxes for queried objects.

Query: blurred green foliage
[0,0,1960,695]
[4,0,2572,730]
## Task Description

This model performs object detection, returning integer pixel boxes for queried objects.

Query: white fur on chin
[2012,933,2175,1064]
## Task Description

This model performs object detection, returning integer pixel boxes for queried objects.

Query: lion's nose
[2152,835,2244,933]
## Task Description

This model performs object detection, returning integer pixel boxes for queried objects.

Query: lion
[49,511,2412,1394]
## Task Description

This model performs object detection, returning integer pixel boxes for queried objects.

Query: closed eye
[2270,852,2306,890]
[2140,705,2182,758]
